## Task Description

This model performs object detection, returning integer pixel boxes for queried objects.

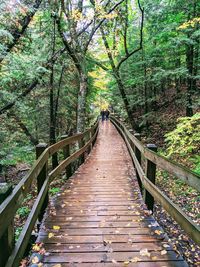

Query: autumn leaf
[48,233,54,239]
[53,225,60,230]
[155,230,162,235]
[161,250,167,255]
[32,256,39,264]
[140,248,151,257]
[32,244,41,252]
[131,257,141,262]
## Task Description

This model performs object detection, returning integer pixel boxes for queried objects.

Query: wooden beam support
[61,135,73,179]
[0,183,14,267]
[144,144,157,212]
[36,143,48,223]
[134,133,143,193]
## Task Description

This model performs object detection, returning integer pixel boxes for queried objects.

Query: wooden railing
[110,116,200,245]
[0,121,99,267]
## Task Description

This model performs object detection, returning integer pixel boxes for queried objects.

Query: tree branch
[56,16,82,73]
[0,48,66,116]
[84,0,125,53]
[116,0,144,69]
[86,57,110,72]
[0,0,42,64]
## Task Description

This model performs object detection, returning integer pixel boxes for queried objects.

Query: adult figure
[105,109,110,120]
[100,110,105,121]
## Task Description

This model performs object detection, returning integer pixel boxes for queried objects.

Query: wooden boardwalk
[37,121,188,267]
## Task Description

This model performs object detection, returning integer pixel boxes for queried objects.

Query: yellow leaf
[140,248,151,257]
[151,256,157,260]
[155,230,162,235]
[123,261,129,265]
[161,250,167,255]
[131,257,141,262]
[32,256,39,264]
[32,244,41,252]
[53,225,60,230]
[52,264,62,267]
[48,232,54,239]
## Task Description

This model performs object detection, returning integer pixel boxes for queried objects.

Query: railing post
[134,133,143,193]
[79,137,85,165]
[61,135,72,179]
[89,130,92,153]
[144,144,157,212]
[0,183,14,267]
[36,143,48,223]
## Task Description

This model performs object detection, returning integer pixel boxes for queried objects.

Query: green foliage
[0,145,34,166]
[49,187,60,196]
[165,113,200,157]
[17,206,30,218]
[164,113,200,173]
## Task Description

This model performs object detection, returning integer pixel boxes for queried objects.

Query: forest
[0,0,199,266]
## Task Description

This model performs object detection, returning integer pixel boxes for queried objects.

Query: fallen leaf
[161,250,167,255]
[32,256,39,264]
[48,233,54,239]
[155,230,162,235]
[140,248,151,257]
[131,257,141,262]
[32,244,41,252]
[53,225,61,230]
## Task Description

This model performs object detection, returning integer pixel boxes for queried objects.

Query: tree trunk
[77,71,87,133]
[8,112,39,146]
[115,70,139,131]
[186,40,194,117]
[49,18,58,168]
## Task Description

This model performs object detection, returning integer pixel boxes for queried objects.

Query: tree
[55,0,125,132]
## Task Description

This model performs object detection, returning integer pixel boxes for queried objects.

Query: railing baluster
[144,144,157,212]
[79,137,85,165]
[0,183,14,267]
[134,133,143,194]
[36,143,48,223]
[61,135,72,179]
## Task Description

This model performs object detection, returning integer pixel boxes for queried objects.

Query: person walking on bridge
[100,110,105,121]
[105,109,110,120]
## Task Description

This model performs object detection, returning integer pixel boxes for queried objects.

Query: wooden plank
[42,262,188,267]
[42,251,182,263]
[39,227,153,235]
[44,242,171,252]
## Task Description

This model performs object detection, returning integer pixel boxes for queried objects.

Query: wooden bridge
[0,116,199,267]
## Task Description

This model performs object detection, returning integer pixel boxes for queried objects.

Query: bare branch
[123,0,129,56]
[116,0,144,69]
[84,0,125,53]
[100,27,117,70]
[56,16,82,73]
[86,56,110,72]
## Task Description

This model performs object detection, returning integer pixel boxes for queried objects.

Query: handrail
[110,116,200,246]
[111,116,200,191]
[0,120,99,267]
